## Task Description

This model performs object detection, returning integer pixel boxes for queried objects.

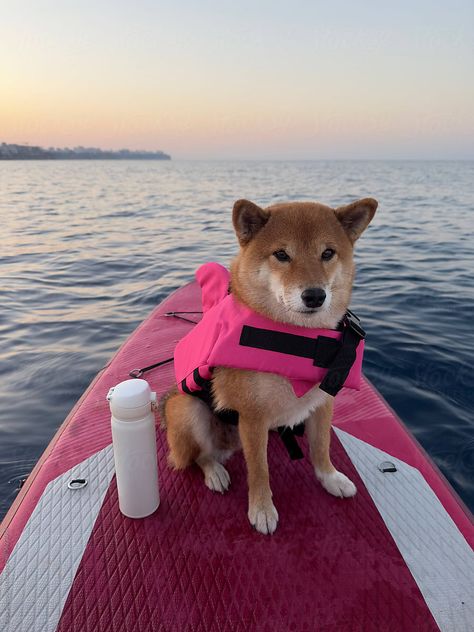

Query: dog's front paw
[248,500,279,535]
[204,461,231,493]
[316,469,357,498]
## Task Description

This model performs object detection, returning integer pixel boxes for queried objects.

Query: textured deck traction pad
[57,434,437,632]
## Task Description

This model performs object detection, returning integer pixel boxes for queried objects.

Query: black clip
[344,310,366,339]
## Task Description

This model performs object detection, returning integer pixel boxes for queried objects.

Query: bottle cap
[107,379,152,411]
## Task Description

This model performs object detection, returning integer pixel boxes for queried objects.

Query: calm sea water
[0,160,473,519]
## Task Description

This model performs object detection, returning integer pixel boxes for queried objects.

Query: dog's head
[231,198,377,328]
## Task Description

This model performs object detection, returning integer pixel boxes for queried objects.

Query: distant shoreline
[0,142,171,161]
[0,156,171,161]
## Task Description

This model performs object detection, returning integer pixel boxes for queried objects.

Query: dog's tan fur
[162,198,377,534]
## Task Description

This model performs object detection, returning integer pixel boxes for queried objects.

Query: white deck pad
[335,428,474,632]
[0,445,115,632]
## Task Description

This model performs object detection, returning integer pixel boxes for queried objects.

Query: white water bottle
[107,379,160,518]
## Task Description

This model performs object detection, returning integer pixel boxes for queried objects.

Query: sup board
[1,281,473,632]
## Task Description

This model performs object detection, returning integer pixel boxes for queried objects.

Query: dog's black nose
[301,288,326,308]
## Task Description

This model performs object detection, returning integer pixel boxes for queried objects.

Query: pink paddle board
[1,282,473,631]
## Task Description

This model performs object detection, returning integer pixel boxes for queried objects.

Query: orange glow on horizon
[1,2,473,159]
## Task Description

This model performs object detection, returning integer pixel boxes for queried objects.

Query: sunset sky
[1,1,473,159]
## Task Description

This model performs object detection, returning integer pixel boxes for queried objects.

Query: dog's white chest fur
[273,383,330,428]
[249,373,331,428]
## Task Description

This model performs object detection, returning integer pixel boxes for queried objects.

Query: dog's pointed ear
[233,199,269,246]
[335,198,378,243]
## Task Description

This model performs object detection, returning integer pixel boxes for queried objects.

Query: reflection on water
[0,159,473,517]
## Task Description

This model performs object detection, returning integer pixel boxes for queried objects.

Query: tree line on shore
[0,142,171,160]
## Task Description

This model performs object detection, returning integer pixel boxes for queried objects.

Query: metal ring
[129,368,143,379]
[67,478,88,490]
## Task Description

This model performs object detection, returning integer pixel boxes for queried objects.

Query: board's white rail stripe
[0,445,115,632]
[335,428,474,632]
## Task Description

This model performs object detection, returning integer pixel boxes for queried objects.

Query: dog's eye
[273,250,291,262]
[321,248,335,261]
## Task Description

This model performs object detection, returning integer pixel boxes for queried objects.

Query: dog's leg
[306,397,357,498]
[162,390,232,493]
[238,416,278,534]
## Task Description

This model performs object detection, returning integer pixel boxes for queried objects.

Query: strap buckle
[344,309,366,339]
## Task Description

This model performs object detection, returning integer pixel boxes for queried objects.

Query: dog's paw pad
[248,502,279,535]
[316,469,357,498]
[204,462,231,493]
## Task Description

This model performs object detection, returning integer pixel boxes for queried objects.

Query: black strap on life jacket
[277,423,305,459]
[318,310,365,396]
[239,326,341,368]
[238,309,365,387]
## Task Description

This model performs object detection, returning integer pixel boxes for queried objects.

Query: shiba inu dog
[161,197,377,534]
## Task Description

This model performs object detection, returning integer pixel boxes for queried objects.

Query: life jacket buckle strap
[277,424,305,460]
[318,310,364,397]
[344,309,366,340]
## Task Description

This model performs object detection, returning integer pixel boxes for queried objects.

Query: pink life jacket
[174,263,365,399]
